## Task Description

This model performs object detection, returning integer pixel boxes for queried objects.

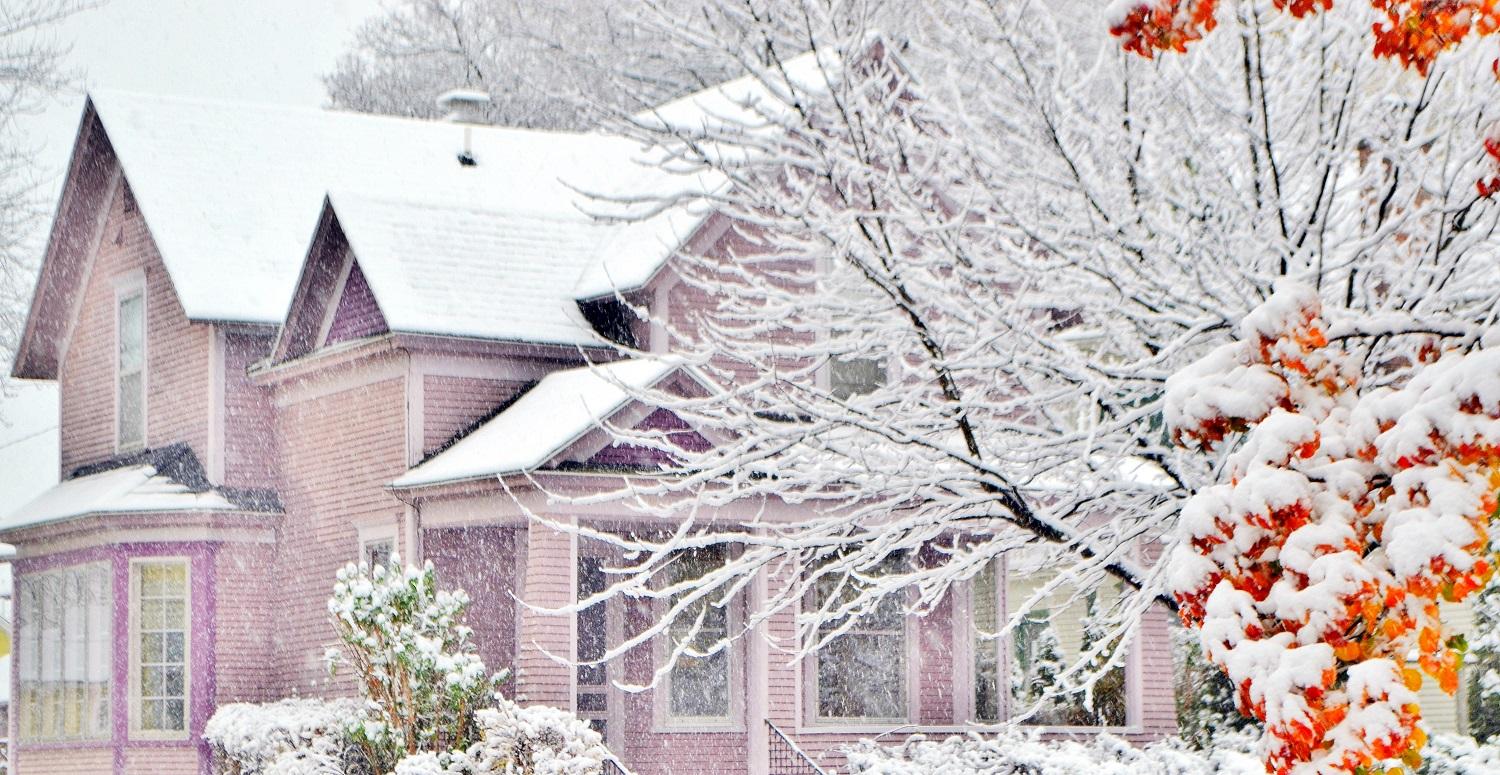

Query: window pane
[974,562,1001,722]
[16,564,112,741]
[118,292,144,372]
[118,371,144,448]
[1007,571,1128,727]
[830,356,886,399]
[665,547,732,720]
[134,560,189,734]
[669,650,730,718]
[813,554,908,721]
[817,633,905,719]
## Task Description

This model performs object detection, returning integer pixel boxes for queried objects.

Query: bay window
[131,559,190,737]
[116,280,146,451]
[17,563,112,741]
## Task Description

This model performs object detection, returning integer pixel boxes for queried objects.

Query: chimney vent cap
[436,89,491,123]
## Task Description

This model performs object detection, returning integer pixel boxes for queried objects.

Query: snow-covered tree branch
[531,0,1500,712]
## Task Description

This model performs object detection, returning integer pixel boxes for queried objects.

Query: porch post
[515,516,578,709]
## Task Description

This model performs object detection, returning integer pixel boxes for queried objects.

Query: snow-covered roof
[0,465,240,532]
[391,359,679,488]
[329,192,608,345]
[87,90,710,325]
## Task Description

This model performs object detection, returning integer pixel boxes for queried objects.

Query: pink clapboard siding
[222,330,277,490]
[213,540,279,703]
[59,175,212,476]
[422,375,527,457]
[324,260,388,346]
[425,526,521,680]
[271,372,409,689]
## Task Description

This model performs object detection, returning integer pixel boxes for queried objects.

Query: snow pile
[1163,281,1500,774]
[844,730,1265,775]
[843,731,1500,775]
[204,698,362,774]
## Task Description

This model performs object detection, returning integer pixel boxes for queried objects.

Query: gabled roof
[390,358,687,488]
[83,90,696,326]
[324,191,611,346]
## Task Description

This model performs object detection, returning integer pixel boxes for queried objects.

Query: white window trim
[113,270,148,453]
[652,587,745,733]
[801,588,917,730]
[127,557,192,742]
[357,522,400,567]
[16,561,113,743]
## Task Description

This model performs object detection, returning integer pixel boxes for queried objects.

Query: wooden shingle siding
[222,330,277,490]
[272,374,408,689]
[421,374,525,456]
[60,177,211,475]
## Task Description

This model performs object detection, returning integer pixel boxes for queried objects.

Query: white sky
[0,0,388,516]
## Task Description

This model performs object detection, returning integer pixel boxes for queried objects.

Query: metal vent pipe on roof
[436,88,491,166]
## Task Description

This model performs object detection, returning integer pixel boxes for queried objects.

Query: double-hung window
[116,280,146,451]
[973,561,1128,727]
[131,559,190,737]
[810,554,909,723]
[17,563,112,741]
[663,547,733,724]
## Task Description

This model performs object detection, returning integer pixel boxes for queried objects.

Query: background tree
[324,0,747,129]
[0,0,93,363]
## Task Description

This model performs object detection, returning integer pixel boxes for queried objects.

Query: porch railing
[767,720,827,775]
[601,755,631,775]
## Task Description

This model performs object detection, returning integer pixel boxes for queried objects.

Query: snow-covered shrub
[204,698,364,775]
[844,730,1265,775]
[1419,734,1500,775]
[327,556,507,772]
[467,699,611,774]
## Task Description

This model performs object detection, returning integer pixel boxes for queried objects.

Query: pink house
[0,82,1179,774]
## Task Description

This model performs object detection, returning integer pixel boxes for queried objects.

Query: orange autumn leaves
[1110,0,1500,75]
[1165,286,1500,774]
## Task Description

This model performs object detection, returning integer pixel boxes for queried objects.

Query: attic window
[116,279,147,452]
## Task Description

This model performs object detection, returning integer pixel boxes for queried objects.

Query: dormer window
[116,277,146,451]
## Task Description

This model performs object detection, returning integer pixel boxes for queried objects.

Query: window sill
[651,720,743,735]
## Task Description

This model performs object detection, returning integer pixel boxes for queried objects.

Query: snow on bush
[204,697,363,775]
[1164,282,1500,774]
[843,731,1500,775]
[210,556,611,775]
[844,730,1266,775]
[327,556,506,771]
